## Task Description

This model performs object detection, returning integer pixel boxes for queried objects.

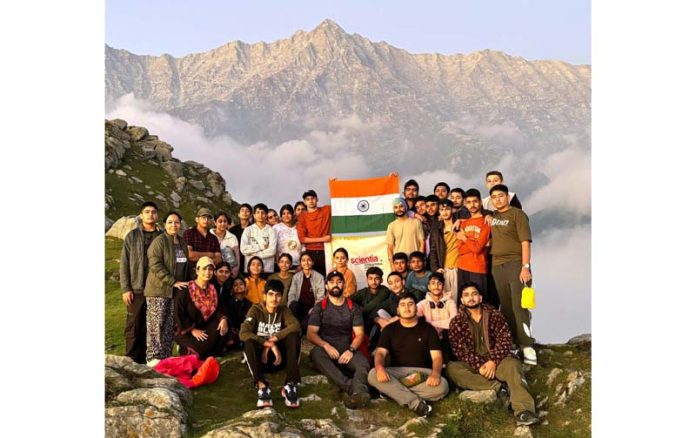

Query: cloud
[531,225,591,343]
[106,94,372,208]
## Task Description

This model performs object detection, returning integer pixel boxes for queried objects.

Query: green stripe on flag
[331,213,394,235]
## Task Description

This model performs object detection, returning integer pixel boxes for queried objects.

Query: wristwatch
[348,346,356,353]
[522,264,531,269]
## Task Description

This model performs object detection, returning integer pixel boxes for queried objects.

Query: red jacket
[448,304,516,370]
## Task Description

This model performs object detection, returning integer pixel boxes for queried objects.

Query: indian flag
[329,175,400,236]
[324,175,399,290]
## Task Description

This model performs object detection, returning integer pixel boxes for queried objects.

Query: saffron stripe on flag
[330,194,400,217]
[329,175,400,198]
[331,213,394,235]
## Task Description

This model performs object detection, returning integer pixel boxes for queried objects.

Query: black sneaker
[515,410,540,426]
[497,383,511,410]
[414,399,432,417]
[345,392,371,409]
[256,386,272,408]
[281,383,300,408]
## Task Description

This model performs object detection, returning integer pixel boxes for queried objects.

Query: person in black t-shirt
[367,292,449,417]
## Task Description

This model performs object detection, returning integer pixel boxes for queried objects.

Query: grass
[105,235,591,437]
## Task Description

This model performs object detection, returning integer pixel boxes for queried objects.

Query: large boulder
[568,333,591,345]
[106,216,140,239]
[109,119,128,130]
[162,161,184,179]
[189,179,206,191]
[127,126,149,141]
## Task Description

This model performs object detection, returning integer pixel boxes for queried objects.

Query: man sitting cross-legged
[446,282,539,426]
[308,271,372,409]
[368,292,449,417]
[240,279,302,409]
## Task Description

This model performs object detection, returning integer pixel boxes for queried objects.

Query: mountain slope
[105,19,590,176]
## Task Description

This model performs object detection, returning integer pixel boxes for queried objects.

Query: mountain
[104,118,238,230]
[105,19,590,177]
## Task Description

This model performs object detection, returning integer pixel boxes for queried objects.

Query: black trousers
[124,293,147,364]
[243,332,301,386]
[289,301,313,334]
[307,250,326,277]
[175,315,227,359]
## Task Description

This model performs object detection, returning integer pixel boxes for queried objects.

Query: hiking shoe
[146,359,160,368]
[515,410,540,426]
[414,399,432,417]
[522,347,537,366]
[256,386,273,408]
[497,383,511,410]
[345,392,371,409]
[281,383,299,408]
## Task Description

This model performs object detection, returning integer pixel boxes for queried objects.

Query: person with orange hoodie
[455,189,492,305]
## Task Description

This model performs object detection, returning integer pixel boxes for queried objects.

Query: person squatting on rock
[368,292,449,417]
[240,279,302,408]
[307,270,372,409]
[446,281,539,426]
[143,211,190,366]
[174,257,229,359]
[120,201,162,364]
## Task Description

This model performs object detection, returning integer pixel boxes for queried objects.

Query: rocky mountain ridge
[106,19,590,176]
[105,118,238,230]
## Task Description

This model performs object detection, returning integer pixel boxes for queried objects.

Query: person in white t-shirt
[273,204,302,269]
[211,211,240,277]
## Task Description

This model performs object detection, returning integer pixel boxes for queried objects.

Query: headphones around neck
[429,301,445,309]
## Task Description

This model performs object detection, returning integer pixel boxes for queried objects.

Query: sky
[105,0,591,64]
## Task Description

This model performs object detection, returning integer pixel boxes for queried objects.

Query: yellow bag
[521,285,536,309]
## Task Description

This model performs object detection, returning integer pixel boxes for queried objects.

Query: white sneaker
[522,347,537,366]
[146,358,161,368]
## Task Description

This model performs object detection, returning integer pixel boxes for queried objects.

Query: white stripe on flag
[330,194,400,216]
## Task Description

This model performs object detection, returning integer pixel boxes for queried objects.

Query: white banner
[323,234,390,290]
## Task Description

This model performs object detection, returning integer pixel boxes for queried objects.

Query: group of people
[118,170,540,426]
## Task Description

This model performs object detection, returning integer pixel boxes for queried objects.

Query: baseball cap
[196,207,212,218]
[196,256,215,270]
[326,270,345,282]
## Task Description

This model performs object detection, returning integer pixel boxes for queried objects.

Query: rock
[205,191,215,198]
[105,216,114,232]
[170,191,181,202]
[123,164,133,170]
[397,417,427,433]
[204,421,279,438]
[154,142,173,162]
[563,351,574,357]
[110,119,128,130]
[538,410,548,418]
[299,393,322,402]
[222,192,233,205]
[241,408,278,421]
[185,160,204,169]
[371,428,399,438]
[115,169,127,176]
[108,169,114,174]
[576,408,582,413]
[156,194,167,202]
[566,371,586,397]
[330,407,338,417]
[132,176,143,183]
[162,161,184,179]
[110,272,120,282]
[105,367,134,397]
[196,196,210,204]
[172,200,180,208]
[136,378,193,406]
[546,368,563,385]
[175,177,186,192]
[537,396,549,409]
[458,389,497,404]
[147,191,155,195]
[280,429,304,438]
[143,135,159,141]
[301,375,329,385]
[114,387,185,415]
[210,183,225,197]
[107,122,132,141]
[513,425,533,438]
[105,354,135,368]
[300,419,343,437]
[141,144,157,160]
[105,404,186,438]
[567,333,591,345]
[106,216,139,239]
[189,179,206,191]
[127,126,149,141]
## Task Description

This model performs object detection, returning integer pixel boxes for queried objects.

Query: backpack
[320,297,372,363]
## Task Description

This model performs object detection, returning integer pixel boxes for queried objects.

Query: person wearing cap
[120,201,162,364]
[173,257,229,359]
[144,211,190,365]
[307,270,371,409]
[240,279,302,408]
[296,189,331,277]
[368,291,449,417]
[240,203,277,274]
[386,197,424,272]
[184,207,222,279]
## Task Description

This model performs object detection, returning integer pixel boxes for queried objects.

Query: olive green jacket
[144,232,189,298]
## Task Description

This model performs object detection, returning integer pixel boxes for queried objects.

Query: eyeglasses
[429,301,445,309]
